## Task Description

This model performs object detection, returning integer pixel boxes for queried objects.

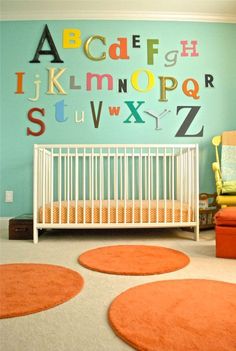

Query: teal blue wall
[0,20,235,216]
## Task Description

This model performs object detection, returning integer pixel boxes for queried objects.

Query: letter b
[63,29,82,48]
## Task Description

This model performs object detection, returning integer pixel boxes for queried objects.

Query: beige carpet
[0,227,236,351]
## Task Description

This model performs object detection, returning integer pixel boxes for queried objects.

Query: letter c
[84,35,106,61]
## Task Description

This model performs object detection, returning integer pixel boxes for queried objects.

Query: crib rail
[33,144,199,243]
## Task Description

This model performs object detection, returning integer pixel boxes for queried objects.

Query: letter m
[86,73,113,91]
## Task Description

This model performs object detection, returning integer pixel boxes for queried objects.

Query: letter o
[131,68,155,92]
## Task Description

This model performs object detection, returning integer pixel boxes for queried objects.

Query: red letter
[27,107,45,136]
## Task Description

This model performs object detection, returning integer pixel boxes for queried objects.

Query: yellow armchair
[212,132,236,207]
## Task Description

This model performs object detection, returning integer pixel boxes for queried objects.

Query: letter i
[15,72,25,94]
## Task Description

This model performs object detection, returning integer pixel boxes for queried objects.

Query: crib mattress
[38,200,193,224]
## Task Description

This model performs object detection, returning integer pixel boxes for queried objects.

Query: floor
[0,227,236,351]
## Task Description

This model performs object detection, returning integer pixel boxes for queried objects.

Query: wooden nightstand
[199,193,219,230]
[9,214,33,240]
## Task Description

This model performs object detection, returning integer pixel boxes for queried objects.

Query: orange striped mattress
[38,200,193,224]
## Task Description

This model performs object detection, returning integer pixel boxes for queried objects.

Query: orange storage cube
[215,207,236,259]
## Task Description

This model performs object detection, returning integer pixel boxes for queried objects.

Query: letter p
[159,76,178,101]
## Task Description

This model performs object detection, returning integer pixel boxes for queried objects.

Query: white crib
[33,144,199,243]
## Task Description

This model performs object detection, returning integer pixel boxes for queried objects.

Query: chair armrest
[212,162,223,195]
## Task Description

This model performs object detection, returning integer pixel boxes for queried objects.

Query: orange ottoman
[215,207,236,258]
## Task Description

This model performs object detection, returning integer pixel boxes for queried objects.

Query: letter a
[30,24,63,63]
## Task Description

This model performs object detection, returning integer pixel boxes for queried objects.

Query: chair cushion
[221,131,236,182]
[222,180,236,194]
[215,207,236,226]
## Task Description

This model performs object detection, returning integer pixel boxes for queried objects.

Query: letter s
[27,107,45,136]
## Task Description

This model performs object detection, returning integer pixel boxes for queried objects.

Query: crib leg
[33,227,38,244]
[194,224,200,241]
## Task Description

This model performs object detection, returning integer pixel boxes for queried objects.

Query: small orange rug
[78,245,189,275]
[108,279,236,351]
[0,263,84,319]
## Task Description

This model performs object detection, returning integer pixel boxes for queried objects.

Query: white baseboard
[0,217,11,231]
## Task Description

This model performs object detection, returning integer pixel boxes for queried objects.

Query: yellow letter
[131,68,155,92]
[63,29,82,48]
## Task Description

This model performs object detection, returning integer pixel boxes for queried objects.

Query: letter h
[180,40,199,57]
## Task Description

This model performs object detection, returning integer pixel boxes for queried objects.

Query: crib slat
[148,147,151,224]
[64,155,66,204]
[58,148,62,225]
[132,147,135,224]
[172,147,175,223]
[70,152,73,203]
[163,147,167,223]
[191,149,194,221]
[75,148,78,224]
[42,148,46,224]
[67,148,70,224]
[99,148,102,224]
[144,156,147,200]
[139,149,143,223]
[120,153,123,201]
[124,148,127,224]
[50,148,54,225]
[150,153,153,201]
[95,155,97,200]
[156,147,159,223]
[188,148,191,223]
[180,147,183,223]
[83,148,86,224]
[107,148,110,224]
[115,148,118,224]
[91,148,94,225]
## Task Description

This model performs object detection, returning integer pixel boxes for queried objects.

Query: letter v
[90,101,103,128]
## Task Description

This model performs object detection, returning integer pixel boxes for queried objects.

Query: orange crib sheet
[38,200,193,224]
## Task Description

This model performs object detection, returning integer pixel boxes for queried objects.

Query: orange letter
[15,72,25,94]
[182,78,200,99]
[109,38,129,60]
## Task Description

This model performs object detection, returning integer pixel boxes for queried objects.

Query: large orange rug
[78,245,189,275]
[0,263,84,319]
[108,279,236,351]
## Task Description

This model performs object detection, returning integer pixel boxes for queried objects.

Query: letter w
[109,106,120,116]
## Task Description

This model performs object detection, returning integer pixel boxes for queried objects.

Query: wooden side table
[9,214,33,240]
[199,193,219,230]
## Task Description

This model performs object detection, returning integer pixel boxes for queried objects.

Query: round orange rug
[108,279,236,351]
[0,263,84,319]
[78,245,189,275]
